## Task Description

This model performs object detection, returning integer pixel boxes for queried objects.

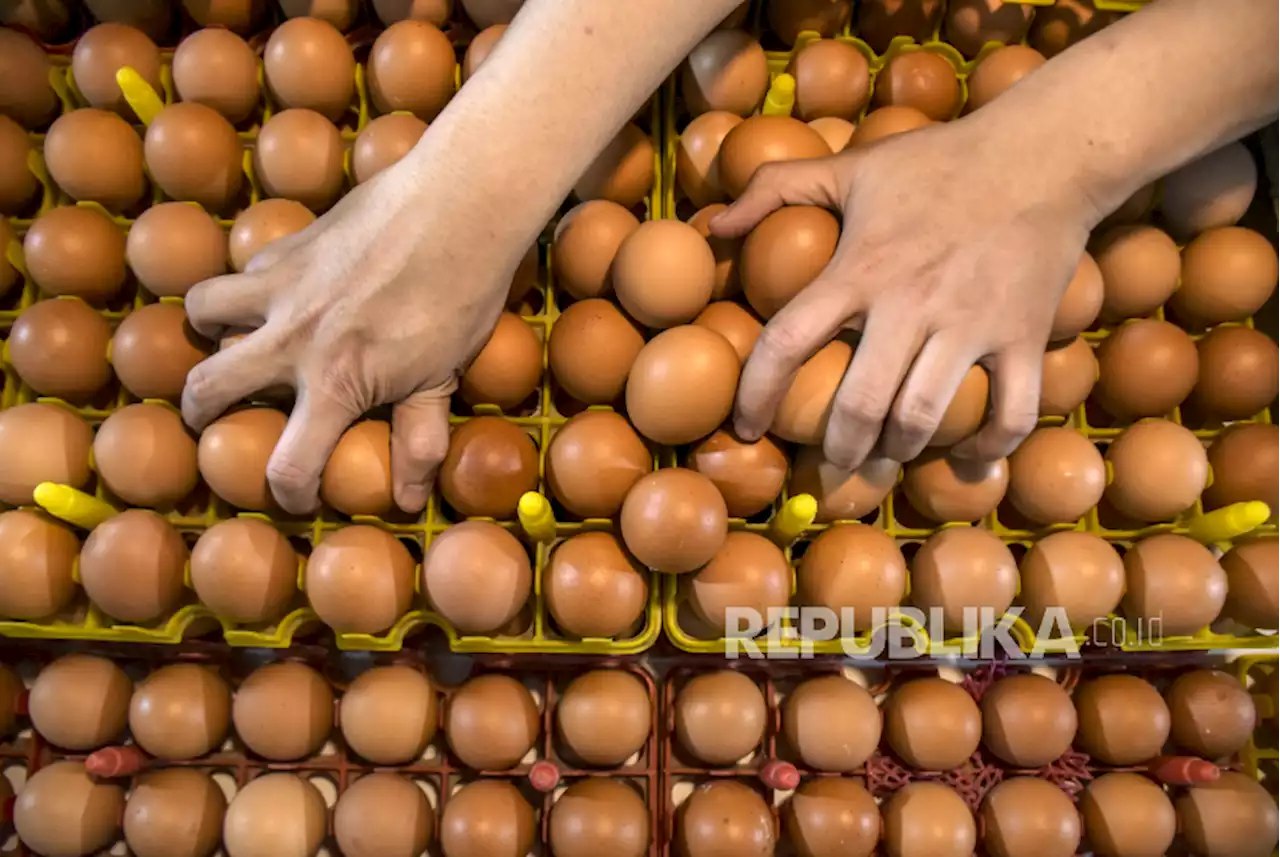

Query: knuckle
[403,428,449,467]
[996,409,1038,445]
[183,364,216,402]
[831,388,886,429]
[892,402,941,445]
[266,457,313,496]
[753,325,807,365]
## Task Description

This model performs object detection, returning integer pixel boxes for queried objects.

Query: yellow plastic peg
[1186,501,1271,545]
[770,493,816,546]
[517,491,556,543]
[763,74,797,117]
[33,482,119,530]
[116,66,164,126]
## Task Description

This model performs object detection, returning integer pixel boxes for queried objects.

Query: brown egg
[1040,336,1097,416]
[1192,325,1278,420]
[680,781,775,856]
[145,102,244,211]
[1166,669,1255,759]
[44,108,146,211]
[1029,0,1116,57]
[848,105,933,147]
[675,670,765,764]
[459,312,543,410]
[180,0,266,32]
[614,219,716,328]
[112,302,212,400]
[688,531,790,632]
[789,39,871,121]
[462,24,505,81]
[254,108,345,211]
[124,768,226,857]
[198,407,287,510]
[945,0,1032,56]
[882,782,977,857]
[352,112,428,184]
[0,115,38,214]
[0,402,93,506]
[552,200,640,300]
[8,298,113,401]
[857,0,943,53]
[130,663,231,759]
[621,468,728,573]
[797,524,906,629]
[335,772,434,857]
[0,29,59,128]
[766,0,852,44]
[808,116,855,153]
[783,777,879,857]
[1094,319,1198,419]
[873,50,959,121]
[13,762,125,857]
[263,17,354,120]
[790,447,899,522]
[965,44,1045,111]
[980,673,1075,767]
[546,410,650,518]
[1074,674,1169,764]
[127,202,228,298]
[545,531,647,637]
[278,0,360,29]
[772,339,853,443]
[1221,539,1278,629]
[886,677,981,770]
[318,420,392,516]
[741,205,840,318]
[93,403,199,507]
[340,665,437,764]
[1105,182,1160,230]
[1018,531,1124,629]
[980,777,1081,857]
[1160,142,1258,240]
[1049,252,1103,341]
[439,417,538,518]
[306,525,414,635]
[689,430,786,517]
[422,519,531,634]
[190,517,297,624]
[1007,426,1106,524]
[549,779,649,857]
[930,365,989,447]
[233,661,332,760]
[912,527,1017,632]
[223,774,326,857]
[1122,533,1226,636]
[0,509,77,620]
[229,198,316,272]
[687,204,742,300]
[719,115,831,198]
[683,30,769,116]
[80,509,187,623]
[29,654,131,749]
[1093,224,1180,322]
[1176,771,1279,857]
[372,0,452,25]
[677,111,743,208]
[1203,423,1279,516]
[784,675,880,771]
[72,23,162,117]
[557,669,649,766]
[573,123,654,209]
[626,325,740,445]
[1104,419,1207,522]
[24,205,127,301]
[445,673,538,770]
[1175,226,1279,326]
[902,451,1007,523]
[367,20,455,120]
[1080,773,1175,857]
[693,300,761,363]
[173,28,259,124]
[85,0,172,40]
[440,779,536,857]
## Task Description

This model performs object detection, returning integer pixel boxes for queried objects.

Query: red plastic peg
[85,746,147,778]
[1148,756,1221,786]
[760,760,800,791]
[528,761,561,793]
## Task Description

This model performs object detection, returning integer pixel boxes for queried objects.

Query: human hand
[182,169,525,515]
[711,119,1100,469]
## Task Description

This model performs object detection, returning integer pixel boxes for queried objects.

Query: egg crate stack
[0,641,662,857]
[0,7,673,653]
[658,657,1279,857]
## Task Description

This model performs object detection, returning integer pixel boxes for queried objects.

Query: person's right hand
[711,117,1102,470]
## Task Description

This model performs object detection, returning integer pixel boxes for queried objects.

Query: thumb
[391,387,453,513]
[709,155,847,238]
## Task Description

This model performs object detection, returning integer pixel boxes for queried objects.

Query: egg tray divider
[657,653,1278,857]
[0,639,663,857]
[0,17,668,654]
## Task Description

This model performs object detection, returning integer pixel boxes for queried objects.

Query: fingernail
[733,419,761,442]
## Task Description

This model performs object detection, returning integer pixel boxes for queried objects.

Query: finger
[734,275,854,441]
[266,388,360,514]
[184,272,271,339]
[391,388,453,513]
[880,334,981,462]
[244,229,313,274]
[952,347,1042,461]
[823,306,925,470]
[709,156,846,238]
[182,331,290,431]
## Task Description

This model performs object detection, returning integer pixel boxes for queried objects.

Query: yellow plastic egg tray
[1237,653,1279,788]
[658,11,1278,656]
[0,31,666,654]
